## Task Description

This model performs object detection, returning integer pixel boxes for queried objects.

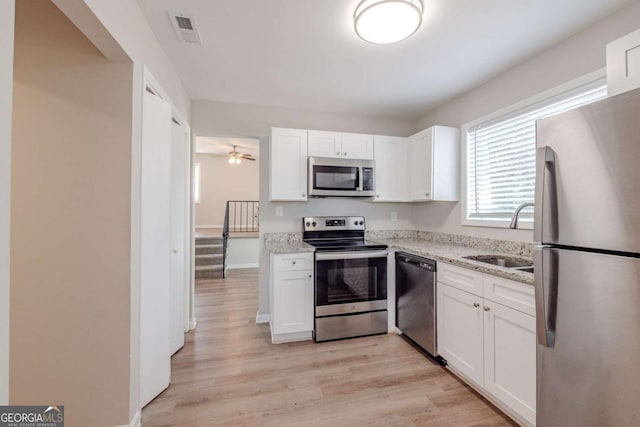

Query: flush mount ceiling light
[354,0,423,44]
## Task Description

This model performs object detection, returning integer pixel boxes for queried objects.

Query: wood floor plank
[142,269,516,427]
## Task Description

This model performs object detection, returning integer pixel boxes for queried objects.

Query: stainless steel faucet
[509,202,535,229]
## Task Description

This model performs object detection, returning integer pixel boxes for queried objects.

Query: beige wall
[11,2,132,426]
[0,0,15,405]
[412,1,640,243]
[195,153,260,226]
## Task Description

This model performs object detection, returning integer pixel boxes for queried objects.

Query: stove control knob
[359,221,364,226]
[305,222,311,227]
[354,221,358,226]
[312,222,317,227]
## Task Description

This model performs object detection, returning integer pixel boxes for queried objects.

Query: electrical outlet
[391,211,398,221]
[275,205,284,217]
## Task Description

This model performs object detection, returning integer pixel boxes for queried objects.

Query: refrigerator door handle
[534,245,558,347]
[534,146,556,243]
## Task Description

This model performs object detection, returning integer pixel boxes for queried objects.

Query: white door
[270,128,308,201]
[308,130,341,158]
[140,90,172,407]
[408,130,433,201]
[483,300,537,426]
[373,136,406,201]
[437,283,484,386]
[169,120,187,355]
[341,132,374,160]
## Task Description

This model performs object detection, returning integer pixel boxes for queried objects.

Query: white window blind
[466,81,607,223]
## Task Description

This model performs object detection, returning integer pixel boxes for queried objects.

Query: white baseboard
[116,410,140,427]
[189,318,197,330]
[227,263,259,270]
[196,225,223,229]
[255,312,270,324]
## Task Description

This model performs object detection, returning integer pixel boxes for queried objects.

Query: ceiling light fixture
[354,0,423,45]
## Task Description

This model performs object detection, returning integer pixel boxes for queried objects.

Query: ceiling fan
[228,145,256,164]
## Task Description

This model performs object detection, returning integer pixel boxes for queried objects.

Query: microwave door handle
[358,167,363,192]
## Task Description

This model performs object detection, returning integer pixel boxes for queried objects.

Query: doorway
[193,136,260,279]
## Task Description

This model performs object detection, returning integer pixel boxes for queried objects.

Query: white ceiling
[195,136,259,157]
[138,0,633,119]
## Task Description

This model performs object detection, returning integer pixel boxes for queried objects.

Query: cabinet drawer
[273,253,314,272]
[438,263,484,297]
[483,275,535,316]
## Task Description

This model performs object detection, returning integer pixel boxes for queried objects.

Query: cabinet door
[408,129,433,201]
[341,132,374,160]
[272,270,314,335]
[437,283,484,386]
[308,130,341,158]
[270,128,308,201]
[607,29,640,96]
[483,300,536,426]
[373,136,406,201]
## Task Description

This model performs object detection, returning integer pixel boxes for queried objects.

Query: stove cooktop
[304,239,388,252]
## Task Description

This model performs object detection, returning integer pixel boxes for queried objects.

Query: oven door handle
[315,250,389,261]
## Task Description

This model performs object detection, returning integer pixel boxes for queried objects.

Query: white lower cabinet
[438,283,484,385]
[270,253,314,343]
[437,264,536,426]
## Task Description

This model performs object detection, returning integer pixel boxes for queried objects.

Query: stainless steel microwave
[308,157,375,197]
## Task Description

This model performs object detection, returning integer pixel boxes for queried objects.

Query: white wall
[227,238,259,269]
[412,1,640,243]
[195,153,259,227]
[0,0,14,406]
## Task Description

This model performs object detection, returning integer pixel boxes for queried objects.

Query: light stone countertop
[264,240,315,254]
[372,238,534,286]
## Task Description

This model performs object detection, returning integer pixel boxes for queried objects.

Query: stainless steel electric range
[303,216,388,342]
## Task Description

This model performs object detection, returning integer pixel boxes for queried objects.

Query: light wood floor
[142,269,516,427]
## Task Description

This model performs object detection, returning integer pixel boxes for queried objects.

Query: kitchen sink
[463,254,533,269]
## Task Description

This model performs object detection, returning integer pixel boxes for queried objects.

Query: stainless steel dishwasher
[396,252,444,363]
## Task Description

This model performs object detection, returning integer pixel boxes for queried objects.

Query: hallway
[141,270,514,426]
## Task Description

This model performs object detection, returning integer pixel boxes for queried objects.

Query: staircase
[195,237,224,279]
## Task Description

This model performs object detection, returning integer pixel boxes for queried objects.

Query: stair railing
[222,200,259,278]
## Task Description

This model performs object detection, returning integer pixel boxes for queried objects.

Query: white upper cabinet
[607,29,640,97]
[269,127,308,201]
[308,130,374,160]
[341,132,374,160]
[408,125,460,202]
[373,135,407,202]
[307,130,342,158]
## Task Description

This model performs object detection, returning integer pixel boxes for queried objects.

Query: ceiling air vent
[169,12,202,44]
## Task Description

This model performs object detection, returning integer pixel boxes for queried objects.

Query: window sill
[462,218,533,230]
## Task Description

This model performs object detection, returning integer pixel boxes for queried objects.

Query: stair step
[195,264,224,279]
[195,254,223,266]
[195,237,223,245]
[195,244,223,255]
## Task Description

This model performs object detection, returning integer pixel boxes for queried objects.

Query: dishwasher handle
[398,254,436,271]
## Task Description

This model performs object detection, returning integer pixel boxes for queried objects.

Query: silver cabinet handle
[344,152,347,156]
[473,302,480,308]
[308,274,312,278]
[302,193,305,197]
[483,306,490,311]
[292,261,296,265]
[376,195,380,198]
[425,193,430,197]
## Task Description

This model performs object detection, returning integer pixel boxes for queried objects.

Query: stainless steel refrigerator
[535,87,640,426]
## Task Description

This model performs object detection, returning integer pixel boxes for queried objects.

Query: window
[464,79,607,227]
[194,163,201,204]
